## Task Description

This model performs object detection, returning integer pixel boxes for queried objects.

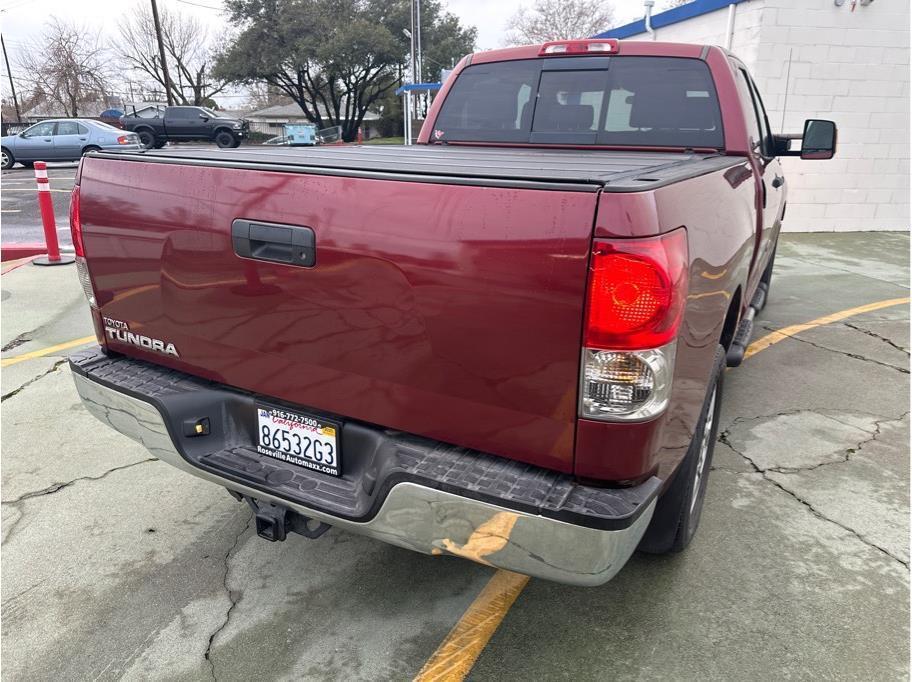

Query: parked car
[68,39,836,586]
[1,119,142,169]
[120,105,249,149]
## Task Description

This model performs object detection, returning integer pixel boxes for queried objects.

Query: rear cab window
[434,56,725,149]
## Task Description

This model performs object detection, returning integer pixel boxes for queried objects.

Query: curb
[2,243,47,262]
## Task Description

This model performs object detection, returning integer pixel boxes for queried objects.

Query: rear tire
[136,129,156,149]
[215,130,237,148]
[1,147,12,170]
[82,145,101,156]
[638,345,724,554]
[153,140,167,149]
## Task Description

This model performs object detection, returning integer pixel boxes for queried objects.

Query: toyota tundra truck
[68,40,836,586]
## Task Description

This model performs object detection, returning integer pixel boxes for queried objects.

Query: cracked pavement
[1,232,909,680]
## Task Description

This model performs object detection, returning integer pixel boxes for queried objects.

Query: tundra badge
[103,317,180,357]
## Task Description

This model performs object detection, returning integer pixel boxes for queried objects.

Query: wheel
[215,131,236,148]
[82,145,101,156]
[1,147,13,170]
[136,129,156,149]
[153,140,167,149]
[230,136,242,148]
[638,345,725,554]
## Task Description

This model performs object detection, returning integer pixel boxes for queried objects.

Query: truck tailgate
[79,155,599,472]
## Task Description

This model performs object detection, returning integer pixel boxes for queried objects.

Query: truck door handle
[232,219,316,267]
[771,175,785,188]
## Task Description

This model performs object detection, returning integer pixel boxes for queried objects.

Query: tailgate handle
[232,219,316,267]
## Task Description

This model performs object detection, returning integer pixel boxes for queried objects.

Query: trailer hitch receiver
[236,493,332,542]
[252,500,290,542]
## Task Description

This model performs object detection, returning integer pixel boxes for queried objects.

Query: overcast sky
[0,0,657,104]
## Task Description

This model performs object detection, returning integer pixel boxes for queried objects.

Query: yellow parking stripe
[744,297,909,360]
[414,571,530,682]
[415,294,910,682]
[1,335,95,367]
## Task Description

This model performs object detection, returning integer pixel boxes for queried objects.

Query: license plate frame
[255,405,342,477]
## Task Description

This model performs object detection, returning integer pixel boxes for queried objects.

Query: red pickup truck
[69,40,835,586]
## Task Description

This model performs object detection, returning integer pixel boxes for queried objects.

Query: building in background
[245,103,382,139]
[596,0,909,232]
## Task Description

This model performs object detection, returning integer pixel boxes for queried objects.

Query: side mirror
[774,119,837,159]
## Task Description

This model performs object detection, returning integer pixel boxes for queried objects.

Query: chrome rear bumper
[73,363,655,586]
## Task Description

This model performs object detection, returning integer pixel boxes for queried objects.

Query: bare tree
[505,0,615,45]
[16,20,111,117]
[243,82,292,112]
[116,5,228,105]
[662,0,692,8]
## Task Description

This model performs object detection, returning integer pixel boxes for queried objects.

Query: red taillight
[539,39,619,56]
[584,229,688,351]
[70,185,84,257]
[117,135,130,144]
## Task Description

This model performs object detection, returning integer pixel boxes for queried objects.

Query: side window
[56,121,79,136]
[604,88,635,131]
[25,122,55,137]
[745,74,773,157]
[515,83,532,129]
[77,123,89,135]
[734,66,768,156]
[732,67,760,150]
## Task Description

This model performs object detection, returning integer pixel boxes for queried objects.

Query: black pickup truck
[120,105,249,149]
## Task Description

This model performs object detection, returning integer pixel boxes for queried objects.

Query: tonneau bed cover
[91,145,740,192]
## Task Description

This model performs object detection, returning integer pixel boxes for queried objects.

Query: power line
[173,0,223,10]
[0,0,32,13]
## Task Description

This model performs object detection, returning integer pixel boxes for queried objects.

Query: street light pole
[1,34,22,123]
[150,0,175,106]
[409,1,416,86]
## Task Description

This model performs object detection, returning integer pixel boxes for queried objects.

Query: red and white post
[32,161,74,266]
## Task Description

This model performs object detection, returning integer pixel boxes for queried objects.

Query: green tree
[215,0,475,141]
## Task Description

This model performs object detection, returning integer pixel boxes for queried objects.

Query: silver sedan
[1,119,143,169]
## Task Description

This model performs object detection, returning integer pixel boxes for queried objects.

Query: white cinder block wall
[602,0,910,232]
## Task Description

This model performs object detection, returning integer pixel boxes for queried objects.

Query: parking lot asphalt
[1,163,78,248]
[1,231,909,680]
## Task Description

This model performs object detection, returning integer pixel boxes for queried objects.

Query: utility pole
[415,0,422,85]
[150,0,175,106]
[1,34,21,123]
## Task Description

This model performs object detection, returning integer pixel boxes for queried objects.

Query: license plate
[256,406,341,476]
